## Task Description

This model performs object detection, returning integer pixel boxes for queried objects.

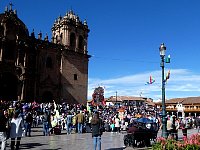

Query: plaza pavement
[5,127,199,150]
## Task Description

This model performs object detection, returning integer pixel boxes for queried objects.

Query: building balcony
[165,107,200,112]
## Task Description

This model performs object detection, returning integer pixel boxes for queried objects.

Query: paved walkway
[5,127,199,150]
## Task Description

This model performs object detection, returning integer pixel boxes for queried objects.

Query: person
[166,116,172,138]
[114,115,120,133]
[4,110,10,140]
[110,121,115,133]
[195,116,200,133]
[66,112,73,134]
[91,112,103,150]
[76,111,84,134]
[180,117,188,138]
[171,115,179,140]
[42,112,50,136]
[24,112,33,137]
[104,120,110,132]
[0,109,8,150]
[10,111,24,150]
[72,112,77,133]
[32,113,37,128]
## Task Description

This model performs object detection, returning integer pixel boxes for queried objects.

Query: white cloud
[88,69,200,101]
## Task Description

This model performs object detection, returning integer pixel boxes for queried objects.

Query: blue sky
[1,0,200,101]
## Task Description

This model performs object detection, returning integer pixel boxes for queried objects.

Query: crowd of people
[0,100,200,150]
[166,114,200,140]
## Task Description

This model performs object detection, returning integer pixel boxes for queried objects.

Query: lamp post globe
[159,43,167,138]
[159,43,166,56]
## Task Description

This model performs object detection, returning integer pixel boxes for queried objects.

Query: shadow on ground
[20,142,48,149]
[105,147,126,150]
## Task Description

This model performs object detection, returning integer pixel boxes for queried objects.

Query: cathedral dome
[0,5,29,40]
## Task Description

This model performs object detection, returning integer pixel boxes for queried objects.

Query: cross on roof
[9,2,13,10]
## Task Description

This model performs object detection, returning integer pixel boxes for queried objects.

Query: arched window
[70,33,76,48]
[60,33,63,43]
[46,57,53,68]
[74,74,78,80]
[78,35,84,50]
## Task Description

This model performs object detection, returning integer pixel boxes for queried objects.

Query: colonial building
[0,4,90,104]
[106,96,155,107]
[155,97,200,117]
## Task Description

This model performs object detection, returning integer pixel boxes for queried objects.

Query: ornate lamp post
[159,43,167,138]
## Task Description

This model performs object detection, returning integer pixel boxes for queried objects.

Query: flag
[166,70,170,81]
[145,76,155,85]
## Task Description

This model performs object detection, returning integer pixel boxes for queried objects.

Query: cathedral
[0,4,90,104]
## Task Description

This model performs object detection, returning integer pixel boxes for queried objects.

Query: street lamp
[159,43,167,138]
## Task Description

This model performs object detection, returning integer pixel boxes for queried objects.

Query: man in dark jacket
[0,109,8,150]
[24,113,33,137]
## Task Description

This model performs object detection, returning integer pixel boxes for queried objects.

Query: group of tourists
[166,114,200,141]
[0,100,200,150]
[0,105,24,150]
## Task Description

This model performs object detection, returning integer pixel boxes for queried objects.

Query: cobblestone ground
[4,127,199,150]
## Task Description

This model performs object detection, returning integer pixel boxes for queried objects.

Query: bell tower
[51,10,90,104]
[51,10,89,54]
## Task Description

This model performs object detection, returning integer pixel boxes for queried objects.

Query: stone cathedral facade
[0,5,90,104]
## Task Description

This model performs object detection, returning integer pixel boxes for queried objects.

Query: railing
[165,107,200,112]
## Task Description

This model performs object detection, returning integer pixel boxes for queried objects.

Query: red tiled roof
[146,100,156,106]
[182,97,200,104]
[165,98,184,104]
[106,96,147,102]
[155,96,200,105]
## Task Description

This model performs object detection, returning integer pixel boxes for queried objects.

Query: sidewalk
[4,127,199,150]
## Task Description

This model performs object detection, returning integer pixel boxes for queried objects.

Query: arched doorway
[0,72,18,101]
[42,91,53,103]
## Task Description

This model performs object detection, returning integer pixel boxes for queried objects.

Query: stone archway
[0,72,18,101]
[42,91,53,103]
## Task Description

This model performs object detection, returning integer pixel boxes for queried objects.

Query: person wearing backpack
[0,109,8,150]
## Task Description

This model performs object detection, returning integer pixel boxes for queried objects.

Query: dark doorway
[42,91,53,103]
[0,72,18,101]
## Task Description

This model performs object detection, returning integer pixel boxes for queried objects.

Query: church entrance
[42,91,53,103]
[0,72,18,101]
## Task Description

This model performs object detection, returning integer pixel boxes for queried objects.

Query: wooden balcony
[165,107,200,113]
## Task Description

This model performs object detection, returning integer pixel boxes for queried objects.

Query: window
[74,74,77,80]
[70,33,76,48]
[78,35,84,50]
